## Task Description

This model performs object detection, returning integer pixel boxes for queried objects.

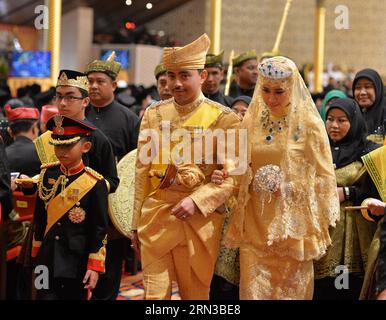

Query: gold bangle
[360,199,375,222]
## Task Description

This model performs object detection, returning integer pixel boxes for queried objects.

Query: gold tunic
[132,95,241,293]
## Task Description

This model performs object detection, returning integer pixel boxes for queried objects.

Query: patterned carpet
[118,272,180,300]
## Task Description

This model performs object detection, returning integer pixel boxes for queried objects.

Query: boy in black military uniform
[31,115,108,300]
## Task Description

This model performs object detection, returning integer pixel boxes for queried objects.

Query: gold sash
[45,172,98,235]
[182,102,222,129]
[362,146,386,202]
[34,130,58,165]
[148,101,223,195]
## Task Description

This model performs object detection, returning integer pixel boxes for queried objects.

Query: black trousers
[36,277,87,300]
[313,274,364,300]
[91,238,125,300]
[210,274,240,300]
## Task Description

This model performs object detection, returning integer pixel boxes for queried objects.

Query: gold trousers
[240,246,314,300]
[142,242,210,300]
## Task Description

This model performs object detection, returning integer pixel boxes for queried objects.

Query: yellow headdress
[163,34,211,70]
[85,51,121,79]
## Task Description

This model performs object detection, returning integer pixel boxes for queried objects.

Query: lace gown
[239,126,314,300]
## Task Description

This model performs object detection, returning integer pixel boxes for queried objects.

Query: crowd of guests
[0,33,386,300]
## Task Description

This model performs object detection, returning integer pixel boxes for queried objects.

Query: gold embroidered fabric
[239,246,314,300]
[172,93,205,115]
[108,149,137,238]
[225,56,340,263]
[214,196,240,285]
[360,217,384,300]
[314,161,378,279]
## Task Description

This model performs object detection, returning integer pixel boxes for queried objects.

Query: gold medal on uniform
[68,188,79,202]
[53,114,64,135]
[68,206,86,223]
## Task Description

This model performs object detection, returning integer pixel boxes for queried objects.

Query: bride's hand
[211,169,228,185]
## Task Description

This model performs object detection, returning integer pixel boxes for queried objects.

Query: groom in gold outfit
[131,34,241,300]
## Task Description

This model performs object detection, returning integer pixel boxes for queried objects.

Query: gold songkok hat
[57,70,89,93]
[205,50,224,68]
[163,33,211,71]
[232,50,257,67]
[85,51,121,79]
[154,63,167,78]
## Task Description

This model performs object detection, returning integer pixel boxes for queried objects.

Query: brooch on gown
[253,164,283,194]
[253,164,284,215]
[253,165,295,215]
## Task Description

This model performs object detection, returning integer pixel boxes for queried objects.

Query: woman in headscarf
[352,68,386,145]
[313,98,381,300]
[319,89,347,123]
[212,56,340,299]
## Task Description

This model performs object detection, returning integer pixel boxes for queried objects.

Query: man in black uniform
[229,50,258,98]
[202,51,233,107]
[0,136,13,299]
[0,136,12,218]
[85,52,140,162]
[154,63,172,101]
[85,52,139,300]
[4,105,41,177]
[32,115,108,300]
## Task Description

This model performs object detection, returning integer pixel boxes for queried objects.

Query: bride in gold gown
[212,56,340,299]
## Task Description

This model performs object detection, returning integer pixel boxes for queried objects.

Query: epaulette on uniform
[85,167,104,181]
[147,98,173,109]
[40,161,60,169]
[204,98,231,114]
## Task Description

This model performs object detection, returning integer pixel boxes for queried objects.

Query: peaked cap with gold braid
[163,33,211,71]
[46,115,96,146]
[85,51,121,79]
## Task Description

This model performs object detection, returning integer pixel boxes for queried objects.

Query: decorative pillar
[48,0,62,84]
[210,0,222,54]
[313,0,326,93]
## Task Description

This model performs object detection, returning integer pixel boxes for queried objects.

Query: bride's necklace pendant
[265,127,274,143]
[265,134,274,143]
